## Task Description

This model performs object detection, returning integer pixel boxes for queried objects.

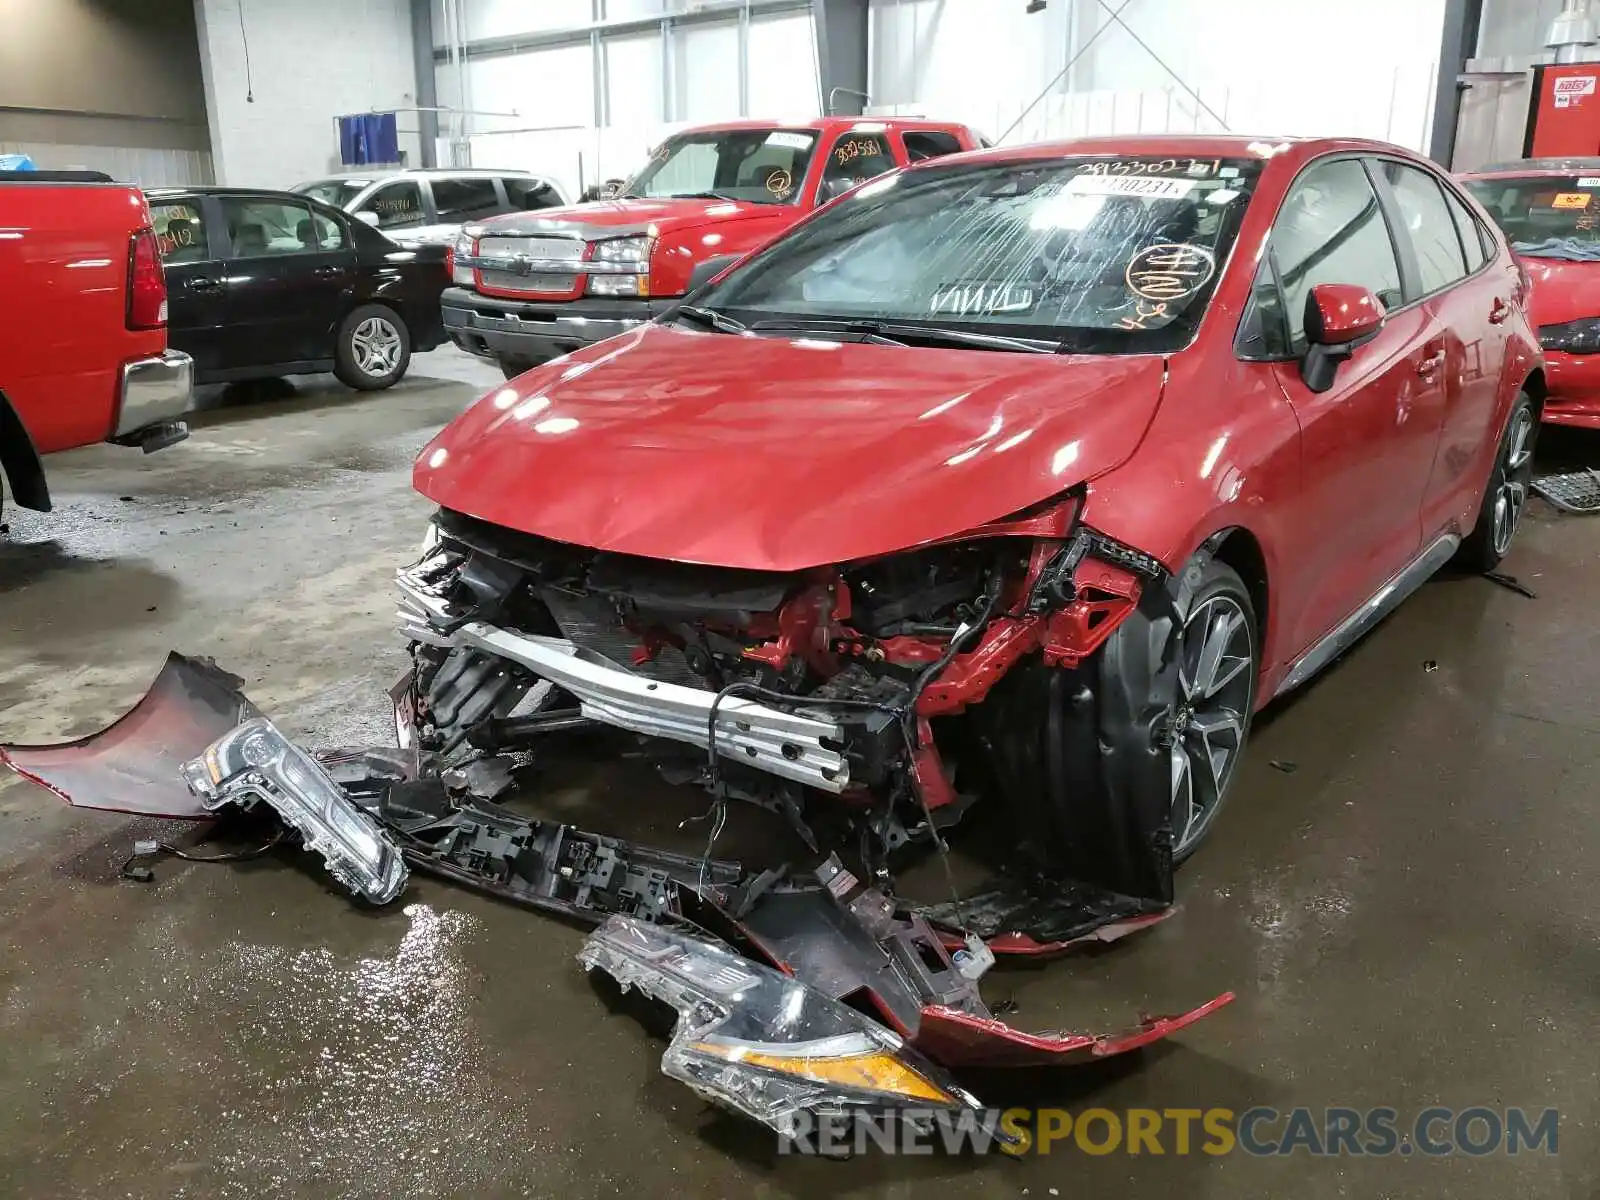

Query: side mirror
[687,252,742,294]
[355,210,381,227]
[1300,283,1385,393]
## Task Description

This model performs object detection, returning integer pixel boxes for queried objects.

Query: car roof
[294,167,541,184]
[1459,157,1600,178]
[896,133,1436,174]
[672,115,974,137]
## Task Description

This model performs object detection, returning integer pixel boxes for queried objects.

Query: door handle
[1488,297,1511,325]
[314,265,346,278]
[188,277,220,291]
[1417,350,1446,379]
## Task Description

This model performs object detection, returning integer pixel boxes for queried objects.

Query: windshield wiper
[749,318,1053,354]
[671,190,740,202]
[673,305,747,334]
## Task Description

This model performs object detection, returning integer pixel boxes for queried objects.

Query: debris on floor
[1483,571,1538,599]
[0,651,1234,1141]
[1531,468,1600,513]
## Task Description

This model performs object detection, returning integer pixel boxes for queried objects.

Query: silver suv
[292,168,567,248]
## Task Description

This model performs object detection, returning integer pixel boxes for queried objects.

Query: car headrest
[234,223,267,254]
[296,219,317,248]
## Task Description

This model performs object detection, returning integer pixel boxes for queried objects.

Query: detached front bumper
[441,286,673,364]
[113,349,193,451]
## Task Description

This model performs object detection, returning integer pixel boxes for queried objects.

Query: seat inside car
[232,223,267,256]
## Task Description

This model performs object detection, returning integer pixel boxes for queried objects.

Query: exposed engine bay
[0,499,1234,1139]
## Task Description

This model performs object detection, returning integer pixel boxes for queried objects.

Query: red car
[440,116,981,378]
[1462,157,1600,429]
[408,134,1541,899]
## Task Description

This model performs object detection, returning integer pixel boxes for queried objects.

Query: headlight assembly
[181,717,408,905]
[579,915,980,1131]
[586,236,653,297]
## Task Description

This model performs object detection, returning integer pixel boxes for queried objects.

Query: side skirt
[1273,532,1460,698]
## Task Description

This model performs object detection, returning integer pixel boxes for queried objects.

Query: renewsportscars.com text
[778,1106,1560,1157]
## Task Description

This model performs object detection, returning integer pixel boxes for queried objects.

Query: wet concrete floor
[0,352,1595,1198]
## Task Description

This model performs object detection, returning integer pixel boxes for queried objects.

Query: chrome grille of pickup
[476,235,583,294]
[539,590,705,689]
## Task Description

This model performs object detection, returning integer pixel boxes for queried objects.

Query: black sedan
[145,186,448,391]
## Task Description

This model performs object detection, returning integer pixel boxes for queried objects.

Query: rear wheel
[1456,393,1537,573]
[334,304,411,391]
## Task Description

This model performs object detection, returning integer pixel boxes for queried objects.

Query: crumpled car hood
[414,325,1166,571]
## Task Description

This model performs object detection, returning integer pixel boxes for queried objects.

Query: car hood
[470,197,784,241]
[413,325,1167,571]
[1519,256,1600,326]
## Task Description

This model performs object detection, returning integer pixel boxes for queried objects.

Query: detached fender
[0,390,51,512]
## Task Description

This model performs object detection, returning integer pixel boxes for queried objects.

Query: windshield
[697,156,1263,352]
[1465,175,1600,259]
[623,128,818,206]
[293,179,370,210]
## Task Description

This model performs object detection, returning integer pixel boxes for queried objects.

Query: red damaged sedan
[412,134,1541,897]
[1463,157,1600,429]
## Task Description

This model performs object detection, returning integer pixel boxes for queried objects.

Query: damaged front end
[0,496,1234,1140]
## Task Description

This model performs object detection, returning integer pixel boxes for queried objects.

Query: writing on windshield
[700,155,1262,353]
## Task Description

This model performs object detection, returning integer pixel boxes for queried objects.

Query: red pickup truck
[0,171,194,523]
[442,117,982,376]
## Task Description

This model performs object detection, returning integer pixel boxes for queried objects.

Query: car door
[350,178,429,241]
[1379,161,1510,537]
[1255,155,1450,662]
[148,195,226,377]
[218,194,355,370]
[813,130,901,206]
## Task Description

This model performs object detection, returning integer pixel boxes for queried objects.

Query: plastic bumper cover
[441,287,665,361]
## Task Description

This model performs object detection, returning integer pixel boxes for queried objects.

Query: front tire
[1168,557,1258,862]
[334,304,411,391]
[1456,392,1537,573]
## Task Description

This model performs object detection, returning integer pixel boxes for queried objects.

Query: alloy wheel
[1170,593,1254,856]
[1491,407,1534,558]
[352,316,402,377]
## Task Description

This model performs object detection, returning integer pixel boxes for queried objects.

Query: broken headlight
[181,717,408,905]
[579,916,980,1133]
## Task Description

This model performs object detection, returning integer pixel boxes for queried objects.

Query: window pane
[627,128,816,206]
[311,210,345,250]
[902,131,963,163]
[1440,184,1487,272]
[819,132,896,202]
[504,177,564,210]
[1271,158,1403,348]
[1383,162,1467,295]
[151,201,208,263]
[1464,174,1600,250]
[220,198,324,257]
[359,181,424,230]
[431,177,503,221]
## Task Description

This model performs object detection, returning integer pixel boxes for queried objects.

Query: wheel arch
[1522,367,1546,418]
[0,389,52,512]
[1198,525,1270,659]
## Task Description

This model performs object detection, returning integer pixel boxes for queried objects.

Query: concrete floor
[1,350,1596,1199]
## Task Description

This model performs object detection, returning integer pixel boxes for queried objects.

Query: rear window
[151,200,208,263]
[1465,174,1600,257]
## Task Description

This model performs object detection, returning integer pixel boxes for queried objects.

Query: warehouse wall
[432,0,820,201]
[195,0,421,187]
[868,0,1448,151]
[1476,0,1568,62]
[0,0,212,184]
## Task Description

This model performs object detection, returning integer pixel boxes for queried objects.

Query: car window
[357,180,425,230]
[1463,174,1600,258]
[1440,184,1488,273]
[626,128,817,206]
[1270,158,1404,351]
[503,176,564,210]
[219,197,340,257]
[703,155,1264,354]
[819,131,897,203]
[295,178,369,210]
[902,131,964,162]
[150,200,210,264]
[432,177,503,222]
[1382,161,1467,296]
